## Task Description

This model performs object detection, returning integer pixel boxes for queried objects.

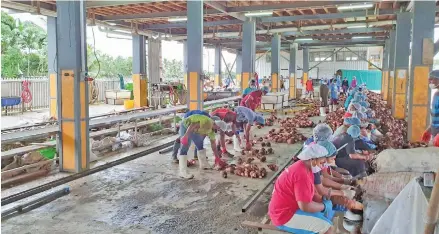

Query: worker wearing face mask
[422,70,439,147]
[333,117,361,138]
[269,144,335,234]
[242,79,258,97]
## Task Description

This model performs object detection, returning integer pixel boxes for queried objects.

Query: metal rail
[1,140,175,206]
[1,97,240,144]
[241,146,303,213]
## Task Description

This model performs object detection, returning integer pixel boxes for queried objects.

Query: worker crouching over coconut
[178,114,228,179]
[269,144,335,234]
[234,106,265,151]
[210,108,238,158]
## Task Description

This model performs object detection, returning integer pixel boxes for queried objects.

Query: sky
[4,10,238,73]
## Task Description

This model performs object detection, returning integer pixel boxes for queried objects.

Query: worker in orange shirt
[306,78,314,100]
[240,87,269,111]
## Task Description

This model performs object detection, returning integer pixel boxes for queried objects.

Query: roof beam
[141,19,242,30]
[297,34,387,40]
[260,9,397,23]
[283,27,388,37]
[101,8,220,21]
[299,39,385,47]
[86,1,156,8]
[204,1,247,21]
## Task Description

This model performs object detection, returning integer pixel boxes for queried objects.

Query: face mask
[312,165,322,173]
[429,83,438,89]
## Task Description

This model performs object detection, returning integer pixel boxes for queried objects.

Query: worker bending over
[178,114,227,179]
[240,87,269,111]
[235,106,265,150]
[171,110,211,163]
[422,70,439,146]
[210,108,238,157]
[269,144,334,234]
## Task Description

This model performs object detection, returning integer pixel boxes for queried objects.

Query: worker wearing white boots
[329,79,339,113]
[178,114,227,179]
[234,106,265,151]
[319,78,329,117]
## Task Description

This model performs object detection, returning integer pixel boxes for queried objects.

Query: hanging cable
[21,80,32,104]
[91,27,101,78]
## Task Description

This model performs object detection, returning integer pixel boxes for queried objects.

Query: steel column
[132,34,147,107]
[214,45,222,87]
[271,34,281,92]
[187,1,204,110]
[56,0,89,172]
[241,20,256,92]
[236,50,242,90]
[148,38,161,84]
[407,1,435,143]
[47,16,57,119]
[302,47,309,90]
[289,43,297,99]
[391,12,412,119]
[381,39,390,100]
[387,30,396,107]
[183,40,188,87]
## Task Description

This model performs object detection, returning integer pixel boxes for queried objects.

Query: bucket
[124,100,134,110]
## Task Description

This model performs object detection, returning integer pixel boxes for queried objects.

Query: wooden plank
[1,159,54,179]
[1,170,49,188]
[241,221,288,232]
[1,142,56,159]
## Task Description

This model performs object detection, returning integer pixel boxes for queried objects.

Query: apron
[320,84,329,107]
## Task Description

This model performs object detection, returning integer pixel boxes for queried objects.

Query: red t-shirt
[240,90,262,111]
[306,80,313,91]
[343,112,353,118]
[268,160,315,226]
[211,108,237,122]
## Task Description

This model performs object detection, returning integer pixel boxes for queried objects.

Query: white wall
[255,46,383,80]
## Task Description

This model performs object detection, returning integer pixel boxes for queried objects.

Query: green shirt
[183,114,215,140]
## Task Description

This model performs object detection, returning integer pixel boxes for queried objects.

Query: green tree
[163,58,184,81]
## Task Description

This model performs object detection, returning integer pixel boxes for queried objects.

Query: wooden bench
[242,221,288,233]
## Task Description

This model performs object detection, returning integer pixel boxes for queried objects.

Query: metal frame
[308,47,345,72]
[345,47,382,71]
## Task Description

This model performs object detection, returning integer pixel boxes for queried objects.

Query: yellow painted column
[241,72,250,93]
[60,70,88,171]
[133,74,147,108]
[188,72,203,110]
[393,69,407,119]
[214,74,222,87]
[49,73,57,119]
[382,71,388,100]
[303,73,308,89]
[409,66,430,142]
[271,73,279,92]
[387,71,394,107]
[289,73,296,99]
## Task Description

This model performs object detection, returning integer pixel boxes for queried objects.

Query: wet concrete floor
[2,113,322,234]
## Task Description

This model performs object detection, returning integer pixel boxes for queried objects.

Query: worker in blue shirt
[329,79,339,112]
[422,70,439,146]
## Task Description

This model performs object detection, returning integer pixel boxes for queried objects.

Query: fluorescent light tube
[168,17,187,22]
[352,36,372,39]
[347,25,367,29]
[295,38,313,41]
[244,11,273,17]
[338,4,374,10]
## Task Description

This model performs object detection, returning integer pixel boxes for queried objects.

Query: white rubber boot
[239,132,245,148]
[233,135,242,151]
[319,107,326,117]
[197,149,211,170]
[179,155,194,179]
[328,105,333,113]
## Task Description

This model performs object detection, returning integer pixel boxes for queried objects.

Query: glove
[342,189,356,199]
[421,130,432,143]
[434,134,439,147]
[333,204,347,212]
[322,198,335,220]
[181,136,189,146]
[214,156,228,168]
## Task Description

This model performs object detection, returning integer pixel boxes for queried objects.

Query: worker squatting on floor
[172,89,267,179]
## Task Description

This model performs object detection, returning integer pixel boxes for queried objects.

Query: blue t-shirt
[235,106,257,124]
[330,83,338,99]
[184,110,210,118]
[243,87,257,95]
[432,91,439,128]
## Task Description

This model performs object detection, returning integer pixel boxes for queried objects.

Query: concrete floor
[1,104,126,129]
[1,114,316,234]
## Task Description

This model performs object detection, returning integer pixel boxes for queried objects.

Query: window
[336,51,367,61]
[309,51,333,62]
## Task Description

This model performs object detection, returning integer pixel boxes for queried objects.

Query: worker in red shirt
[210,108,238,158]
[240,87,269,111]
[306,79,314,100]
[269,144,334,233]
